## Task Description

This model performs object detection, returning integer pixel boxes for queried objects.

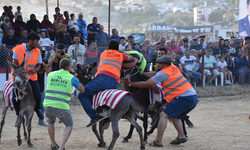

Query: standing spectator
[26,14,41,34]
[243,36,250,57]
[14,6,22,21]
[17,29,27,43]
[178,39,183,47]
[143,38,154,63]
[166,39,182,53]
[119,36,127,51]
[56,26,72,46]
[189,37,203,51]
[217,56,232,85]
[171,51,183,72]
[13,15,26,38]
[87,17,99,45]
[53,7,63,21]
[85,41,99,65]
[159,38,166,47]
[9,6,13,15]
[234,49,250,85]
[181,50,201,84]
[110,28,120,41]
[180,38,190,53]
[68,34,86,64]
[63,11,70,26]
[2,6,14,23]
[53,16,64,33]
[41,15,56,41]
[200,49,219,86]
[77,13,87,42]
[125,35,135,50]
[199,36,207,49]
[1,17,13,36]
[2,29,18,49]
[95,25,108,46]
[68,14,79,33]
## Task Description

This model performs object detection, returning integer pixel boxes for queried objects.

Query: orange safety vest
[11,44,40,81]
[161,65,193,103]
[95,49,123,83]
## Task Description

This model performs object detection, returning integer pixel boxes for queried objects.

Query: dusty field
[0,92,250,150]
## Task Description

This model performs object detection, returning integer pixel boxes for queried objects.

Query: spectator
[190,49,200,72]
[1,17,13,36]
[68,13,79,33]
[217,56,232,85]
[181,50,201,84]
[47,43,71,71]
[53,16,64,33]
[26,14,41,34]
[56,26,72,46]
[228,40,236,56]
[2,29,18,49]
[95,25,108,46]
[171,51,183,72]
[219,38,228,57]
[143,38,154,62]
[2,6,14,23]
[158,47,167,58]
[243,36,250,57]
[199,36,207,49]
[77,13,87,42]
[234,38,242,55]
[159,38,166,47]
[53,7,63,21]
[200,49,219,86]
[85,41,99,65]
[62,11,69,26]
[234,49,250,85]
[178,39,183,47]
[125,35,135,50]
[14,15,26,38]
[205,41,213,51]
[39,31,53,47]
[224,39,229,49]
[14,6,22,21]
[41,15,55,41]
[87,17,99,45]
[119,36,128,51]
[110,28,120,41]
[166,39,182,53]
[9,6,13,14]
[180,38,189,53]
[68,34,86,64]
[17,29,27,43]
[212,41,221,60]
[189,37,203,51]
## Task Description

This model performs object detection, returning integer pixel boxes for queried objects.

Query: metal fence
[1,42,250,88]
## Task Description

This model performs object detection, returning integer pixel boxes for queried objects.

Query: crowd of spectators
[0,5,250,87]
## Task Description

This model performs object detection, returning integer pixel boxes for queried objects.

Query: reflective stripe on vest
[162,75,185,91]
[124,50,146,72]
[98,61,121,71]
[44,96,70,104]
[163,79,188,98]
[46,90,72,97]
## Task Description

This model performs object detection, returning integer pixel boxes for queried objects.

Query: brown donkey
[0,56,36,147]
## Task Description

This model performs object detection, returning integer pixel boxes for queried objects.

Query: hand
[28,69,35,75]
[124,78,131,87]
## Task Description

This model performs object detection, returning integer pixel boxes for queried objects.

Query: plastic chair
[203,73,218,87]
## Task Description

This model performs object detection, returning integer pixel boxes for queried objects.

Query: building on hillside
[157,8,167,15]
[173,5,190,13]
[193,5,212,26]
[210,4,223,11]
[126,0,142,5]
[114,3,128,12]
[214,0,220,4]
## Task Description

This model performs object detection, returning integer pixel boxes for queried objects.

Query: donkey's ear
[21,54,27,68]
[7,58,15,71]
[89,62,97,73]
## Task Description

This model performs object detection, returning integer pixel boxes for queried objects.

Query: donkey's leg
[17,114,22,146]
[142,110,148,143]
[147,119,159,136]
[27,112,34,147]
[181,118,187,137]
[98,120,106,147]
[22,116,27,141]
[107,120,119,150]
[122,121,135,143]
[92,124,105,147]
[0,106,8,141]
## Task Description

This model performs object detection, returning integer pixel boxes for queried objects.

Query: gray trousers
[238,66,250,85]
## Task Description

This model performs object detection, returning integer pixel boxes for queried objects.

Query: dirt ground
[0,92,250,150]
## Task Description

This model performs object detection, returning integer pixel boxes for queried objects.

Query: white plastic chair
[203,73,218,87]
[219,71,234,86]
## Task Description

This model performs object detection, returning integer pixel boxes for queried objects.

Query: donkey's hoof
[140,146,145,150]
[18,139,22,146]
[144,141,147,144]
[122,138,128,143]
[28,143,33,148]
[147,131,152,136]
[98,142,106,147]
[24,137,27,141]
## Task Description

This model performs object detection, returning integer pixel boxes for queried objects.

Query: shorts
[44,107,73,127]
[163,95,198,119]
[204,69,219,76]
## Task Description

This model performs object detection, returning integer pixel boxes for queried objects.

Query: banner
[239,0,250,38]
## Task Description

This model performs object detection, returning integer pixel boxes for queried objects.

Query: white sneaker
[225,80,229,84]
[228,80,232,85]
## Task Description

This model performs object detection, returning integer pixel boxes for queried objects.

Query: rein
[13,75,31,101]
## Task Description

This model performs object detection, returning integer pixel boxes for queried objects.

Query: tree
[235,0,239,8]
[208,9,226,23]
[230,0,235,5]
[200,15,206,22]
[226,12,235,22]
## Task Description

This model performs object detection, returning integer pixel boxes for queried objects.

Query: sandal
[51,144,59,150]
[170,137,187,145]
[149,140,163,147]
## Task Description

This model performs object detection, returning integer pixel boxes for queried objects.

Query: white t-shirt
[180,56,196,71]
[119,43,128,51]
[68,20,79,29]
[14,11,22,20]
[217,61,227,69]
[39,38,52,46]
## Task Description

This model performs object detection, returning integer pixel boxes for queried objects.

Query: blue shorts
[163,95,198,119]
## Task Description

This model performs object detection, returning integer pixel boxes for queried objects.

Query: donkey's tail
[128,94,144,120]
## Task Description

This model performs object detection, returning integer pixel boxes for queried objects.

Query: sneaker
[36,110,44,120]
[38,120,47,127]
[86,116,104,127]
[185,119,194,128]
[225,80,228,84]
[228,80,232,85]
[206,81,212,87]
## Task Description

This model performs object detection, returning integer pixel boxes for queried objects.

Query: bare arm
[43,63,50,76]
[77,84,85,93]
[87,30,97,34]
[127,78,156,88]
[47,54,57,68]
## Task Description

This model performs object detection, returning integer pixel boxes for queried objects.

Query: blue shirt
[17,37,27,44]
[110,36,120,42]
[77,19,88,37]
[0,37,2,46]
[87,23,99,41]
[71,76,80,88]
[12,44,42,64]
[95,32,108,45]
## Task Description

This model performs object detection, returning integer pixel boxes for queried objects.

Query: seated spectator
[189,37,203,52]
[77,13,87,41]
[95,25,108,46]
[180,50,201,84]
[243,36,250,57]
[54,16,64,33]
[228,40,236,67]
[68,34,86,64]
[41,15,55,41]
[39,31,53,47]
[224,39,229,49]
[176,51,184,60]
[87,17,99,45]
[171,51,183,73]
[199,36,207,49]
[205,41,213,51]
[17,29,27,43]
[234,38,242,55]
[166,39,182,53]
[234,49,250,85]
[217,56,232,85]
[53,7,64,21]
[56,26,72,46]
[219,38,228,57]
[27,14,41,34]
[14,15,26,38]
[63,11,70,27]
[212,41,221,60]
[178,39,183,47]
[119,36,128,51]
[85,41,99,65]
[190,49,200,71]
[47,43,71,71]
[125,35,135,50]
[110,28,120,41]
[14,6,22,21]
[180,38,189,53]
[1,17,13,36]
[68,13,79,33]
[200,49,219,86]
[2,29,18,49]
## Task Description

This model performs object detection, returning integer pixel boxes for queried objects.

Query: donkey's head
[74,62,97,85]
[7,55,28,89]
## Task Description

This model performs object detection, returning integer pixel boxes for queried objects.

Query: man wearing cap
[189,37,203,51]
[180,38,190,53]
[126,55,198,147]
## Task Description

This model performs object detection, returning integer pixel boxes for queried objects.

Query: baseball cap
[183,38,188,42]
[156,56,171,64]
[193,37,198,40]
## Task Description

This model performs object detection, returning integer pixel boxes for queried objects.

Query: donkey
[0,56,35,147]
[73,62,145,150]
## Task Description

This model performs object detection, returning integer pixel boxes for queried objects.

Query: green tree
[208,9,226,23]
[235,0,239,8]
[226,12,235,22]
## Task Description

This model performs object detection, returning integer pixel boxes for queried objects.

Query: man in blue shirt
[87,17,99,45]
[95,25,108,46]
[17,29,27,43]
[110,28,120,42]
[77,13,87,42]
